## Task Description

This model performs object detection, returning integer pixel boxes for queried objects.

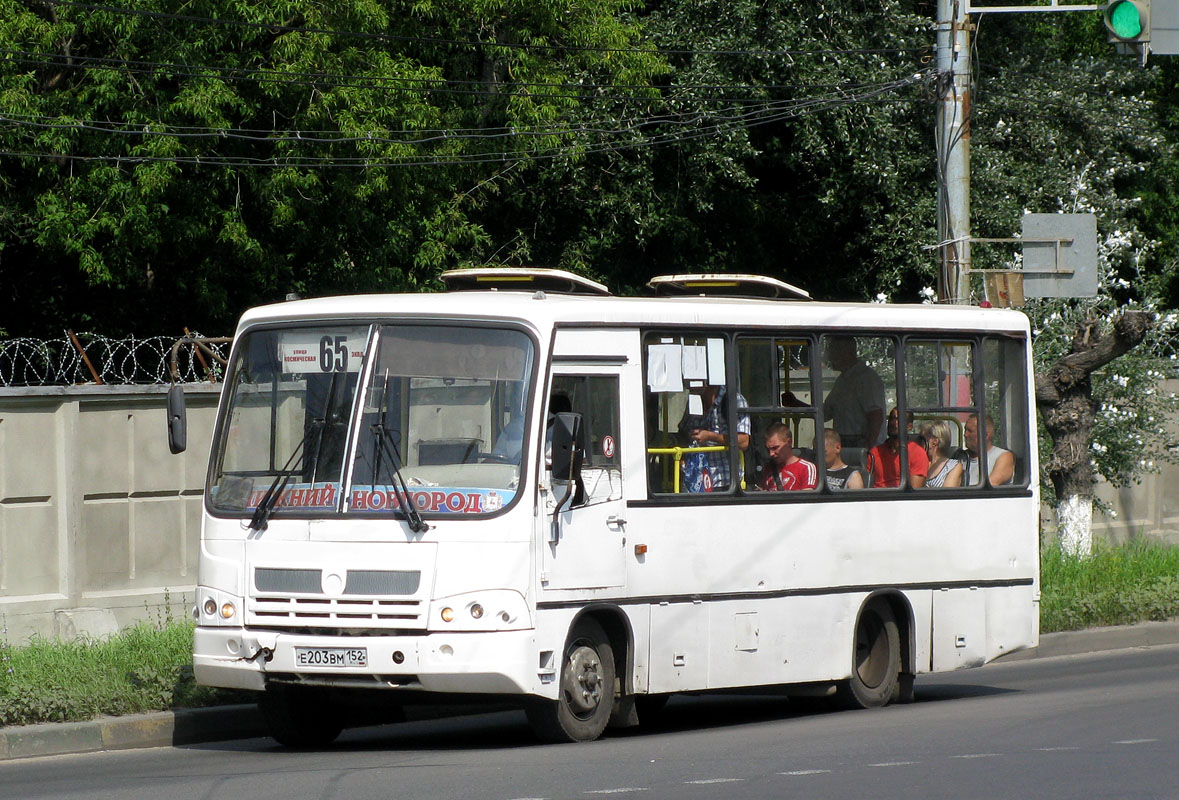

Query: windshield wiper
[248,422,318,533]
[248,372,338,533]
[370,374,428,533]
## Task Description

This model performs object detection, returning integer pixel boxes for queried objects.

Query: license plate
[294,647,368,668]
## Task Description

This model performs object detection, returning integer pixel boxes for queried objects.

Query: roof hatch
[441,267,611,296]
[646,273,811,300]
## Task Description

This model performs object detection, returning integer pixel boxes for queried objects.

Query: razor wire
[0,332,230,386]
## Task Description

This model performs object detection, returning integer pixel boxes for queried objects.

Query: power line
[0,71,931,169]
[0,72,932,146]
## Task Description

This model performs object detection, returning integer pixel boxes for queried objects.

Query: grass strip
[0,619,248,728]
[1040,539,1179,633]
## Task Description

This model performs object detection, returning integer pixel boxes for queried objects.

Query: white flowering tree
[1032,307,1147,553]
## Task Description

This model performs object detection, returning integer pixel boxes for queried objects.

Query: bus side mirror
[550,412,584,482]
[167,384,188,454]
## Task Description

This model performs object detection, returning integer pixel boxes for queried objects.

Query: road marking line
[778,770,832,776]
[951,753,1002,759]
[869,761,919,767]
[585,790,649,795]
[684,778,744,784]
[1113,739,1157,745]
[1036,747,1081,752]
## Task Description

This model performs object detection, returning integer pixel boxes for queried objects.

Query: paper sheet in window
[681,345,708,380]
[706,338,726,385]
[647,344,684,392]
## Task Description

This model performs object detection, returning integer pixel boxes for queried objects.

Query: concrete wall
[0,384,221,644]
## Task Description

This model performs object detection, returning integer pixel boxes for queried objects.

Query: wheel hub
[565,644,605,715]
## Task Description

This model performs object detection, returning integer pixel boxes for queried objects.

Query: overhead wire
[0,70,933,169]
[0,69,931,145]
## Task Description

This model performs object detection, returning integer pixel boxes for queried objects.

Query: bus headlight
[197,587,244,627]
[429,590,529,631]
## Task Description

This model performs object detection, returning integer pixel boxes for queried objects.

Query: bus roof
[237,289,1031,337]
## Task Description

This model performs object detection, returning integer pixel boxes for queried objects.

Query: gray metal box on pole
[1149,0,1179,53]
[1021,213,1099,298]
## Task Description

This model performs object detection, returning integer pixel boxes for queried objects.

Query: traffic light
[1104,0,1151,44]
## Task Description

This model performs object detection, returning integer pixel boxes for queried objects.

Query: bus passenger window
[644,333,746,494]
[903,339,974,489]
[980,337,1028,486]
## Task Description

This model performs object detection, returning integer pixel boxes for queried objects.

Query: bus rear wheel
[838,600,900,709]
[259,684,344,747]
[527,618,616,743]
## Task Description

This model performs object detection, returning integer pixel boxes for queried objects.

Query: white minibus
[176,268,1039,744]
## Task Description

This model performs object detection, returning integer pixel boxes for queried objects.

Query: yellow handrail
[647,445,731,493]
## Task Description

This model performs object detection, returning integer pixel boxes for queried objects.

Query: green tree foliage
[486,0,936,300]
[0,0,659,335]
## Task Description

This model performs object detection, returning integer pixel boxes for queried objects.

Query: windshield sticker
[237,482,512,514]
[245,482,339,511]
[350,486,514,514]
[278,333,365,374]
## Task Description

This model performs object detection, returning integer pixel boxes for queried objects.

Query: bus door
[542,368,627,590]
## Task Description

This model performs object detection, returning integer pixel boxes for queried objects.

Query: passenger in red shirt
[866,407,929,488]
[759,422,818,491]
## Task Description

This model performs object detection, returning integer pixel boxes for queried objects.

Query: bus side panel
[701,596,855,690]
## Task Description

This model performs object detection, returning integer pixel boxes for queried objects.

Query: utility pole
[936,0,973,304]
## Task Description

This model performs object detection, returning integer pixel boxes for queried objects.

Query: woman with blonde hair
[920,419,963,488]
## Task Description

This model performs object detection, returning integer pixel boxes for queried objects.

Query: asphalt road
[4,643,1179,800]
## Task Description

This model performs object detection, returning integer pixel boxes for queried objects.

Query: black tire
[259,685,344,747]
[837,600,900,709]
[526,618,616,743]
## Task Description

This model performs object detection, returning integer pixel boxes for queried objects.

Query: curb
[0,704,265,761]
[5,621,1179,762]
[995,619,1179,662]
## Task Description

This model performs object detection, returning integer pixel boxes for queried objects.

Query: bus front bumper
[193,627,540,695]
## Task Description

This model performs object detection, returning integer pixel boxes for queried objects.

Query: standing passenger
[821,336,885,449]
[683,385,750,492]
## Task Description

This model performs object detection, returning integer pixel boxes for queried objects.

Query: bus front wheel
[259,684,344,747]
[527,618,616,743]
[838,600,900,709]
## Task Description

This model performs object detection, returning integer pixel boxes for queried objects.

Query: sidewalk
[4,620,1179,761]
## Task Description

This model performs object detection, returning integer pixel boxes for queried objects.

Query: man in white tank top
[962,414,1015,486]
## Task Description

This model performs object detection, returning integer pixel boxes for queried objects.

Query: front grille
[345,570,420,595]
[248,566,426,630]
[255,568,322,594]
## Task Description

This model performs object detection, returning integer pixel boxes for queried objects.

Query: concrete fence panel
[0,385,221,643]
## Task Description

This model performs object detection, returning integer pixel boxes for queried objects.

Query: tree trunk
[1034,310,1151,555]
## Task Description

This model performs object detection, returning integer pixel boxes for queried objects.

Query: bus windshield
[208,323,534,519]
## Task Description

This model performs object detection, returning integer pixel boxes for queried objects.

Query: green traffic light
[1109,1,1143,38]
